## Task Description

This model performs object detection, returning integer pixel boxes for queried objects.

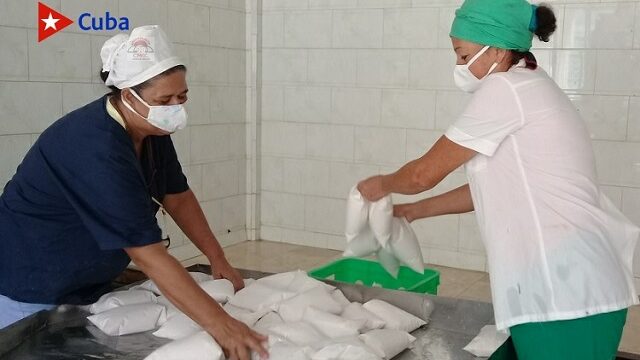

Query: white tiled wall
[257,0,640,289]
[0,0,250,261]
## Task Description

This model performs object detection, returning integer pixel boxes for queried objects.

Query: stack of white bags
[86,270,427,360]
[345,186,424,277]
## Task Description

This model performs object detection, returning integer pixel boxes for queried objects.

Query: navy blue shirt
[0,96,189,305]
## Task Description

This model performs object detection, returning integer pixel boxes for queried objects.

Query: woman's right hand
[394,203,417,222]
[205,315,269,360]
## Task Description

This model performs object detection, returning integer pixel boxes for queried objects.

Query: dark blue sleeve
[164,136,189,195]
[39,127,162,251]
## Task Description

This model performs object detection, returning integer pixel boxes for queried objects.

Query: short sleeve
[445,75,524,156]
[162,136,189,195]
[40,129,161,251]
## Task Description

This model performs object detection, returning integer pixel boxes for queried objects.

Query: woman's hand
[211,256,245,291]
[394,203,417,223]
[206,315,269,360]
[357,175,388,202]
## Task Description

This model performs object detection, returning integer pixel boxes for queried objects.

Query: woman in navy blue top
[0,26,268,360]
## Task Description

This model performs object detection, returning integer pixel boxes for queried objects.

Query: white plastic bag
[362,300,426,333]
[156,295,180,321]
[252,337,312,360]
[359,329,416,360]
[345,186,370,243]
[253,311,284,333]
[144,331,224,360]
[341,302,386,332]
[135,272,212,295]
[257,270,334,294]
[199,279,235,304]
[277,287,343,322]
[153,313,201,340]
[87,303,165,336]
[389,217,424,274]
[463,325,509,357]
[376,245,400,278]
[223,303,271,327]
[369,195,393,247]
[302,307,364,339]
[312,339,381,360]
[331,289,352,309]
[344,226,380,258]
[267,322,328,347]
[89,290,157,314]
[228,282,295,312]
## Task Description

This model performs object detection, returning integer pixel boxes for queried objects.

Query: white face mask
[122,89,188,133]
[454,45,499,93]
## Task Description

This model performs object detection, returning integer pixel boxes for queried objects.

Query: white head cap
[100,25,184,89]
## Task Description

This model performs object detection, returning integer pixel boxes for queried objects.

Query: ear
[495,48,509,64]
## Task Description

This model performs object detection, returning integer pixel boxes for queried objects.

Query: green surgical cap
[450,0,537,52]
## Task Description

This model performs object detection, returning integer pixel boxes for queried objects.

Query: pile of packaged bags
[86,270,427,360]
[345,186,424,277]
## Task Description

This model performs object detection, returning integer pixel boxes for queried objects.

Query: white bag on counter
[277,287,343,322]
[152,313,201,340]
[389,217,424,274]
[252,337,312,360]
[89,289,157,314]
[87,303,165,336]
[362,300,426,333]
[312,339,381,360]
[368,195,393,247]
[145,331,224,360]
[156,295,180,321]
[253,311,285,333]
[463,325,509,358]
[258,270,334,294]
[359,329,416,360]
[376,245,400,279]
[302,307,364,339]
[345,186,371,242]
[228,282,296,312]
[341,302,386,332]
[135,272,212,295]
[223,303,270,327]
[267,321,328,347]
[199,279,235,304]
[331,289,352,309]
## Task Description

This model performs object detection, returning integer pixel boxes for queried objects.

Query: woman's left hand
[357,175,388,202]
[212,257,245,291]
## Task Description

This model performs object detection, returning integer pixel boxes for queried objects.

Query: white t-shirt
[446,62,639,331]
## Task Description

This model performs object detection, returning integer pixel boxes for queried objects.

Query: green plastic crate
[308,257,440,295]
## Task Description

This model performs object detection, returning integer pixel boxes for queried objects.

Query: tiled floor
[187,240,640,355]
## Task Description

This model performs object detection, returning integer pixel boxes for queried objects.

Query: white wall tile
[168,0,210,45]
[221,195,247,230]
[263,0,308,11]
[201,200,225,234]
[381,89,436,130]
[622,187,640,230]
[383,8,439,49]
[0,135,32,187]
[261,85,284,121]
[635,4,640,50]
[306,124,354,161]
[0,82,63,135]
[629,97,640,142]
[170,125,191,165]
[328,162,379,199]
[354,127,406,165]
[332,10,383,48]
[182,45,228,85]
[0,27,28,81]
[261,191,305,229]
[595,50,640,95]
[262,12,284,48]
[212,8,245,49]
[412,0,462,7]
[357,0,410,8]
[262,49,307,83]
[563,3,635,50]
[28,31,92,82]
[262,121,306,156]
[309,0,357,9]
[307,49,357,85]
[437,7,456,49]
[183,164,203,199]
[304,196,345,234]
[211,86,245,123]
[283,158,330,196]
[331,88,381,126]
[284,86,331,123]
[356,50,409,87]
[409,49,456,90]
[569,95,629,141]
[62,83,108,114]
[435,90,470,130]
[91,35,110,84]
[202,159,240,200]
[592,141,640,187]
[413,214,459,250]
[1,0,53,28]
[548,50,597,94]
[191,124,232,163]
[228,49,246,85]
[405,130,442,161]
[119,0,169,30]
[184,85,211,125]
[284,11,332,48]
[261,156,284,191]
[458,213,484,254]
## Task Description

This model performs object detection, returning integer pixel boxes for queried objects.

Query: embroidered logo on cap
[38,2,74,42]
[127,37,155,61]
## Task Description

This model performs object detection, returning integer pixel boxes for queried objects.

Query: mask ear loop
[152,197,171,249]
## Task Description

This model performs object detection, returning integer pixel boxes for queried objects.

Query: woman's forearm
[406,184,474,221]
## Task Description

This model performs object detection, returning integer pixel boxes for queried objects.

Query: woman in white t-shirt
[357,1,639,359]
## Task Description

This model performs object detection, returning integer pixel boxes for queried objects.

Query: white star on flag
[41,12,59,31]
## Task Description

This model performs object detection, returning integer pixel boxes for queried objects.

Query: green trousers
[489,309,628,360]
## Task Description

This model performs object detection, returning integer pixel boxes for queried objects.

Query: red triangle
[38,2,74,42]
